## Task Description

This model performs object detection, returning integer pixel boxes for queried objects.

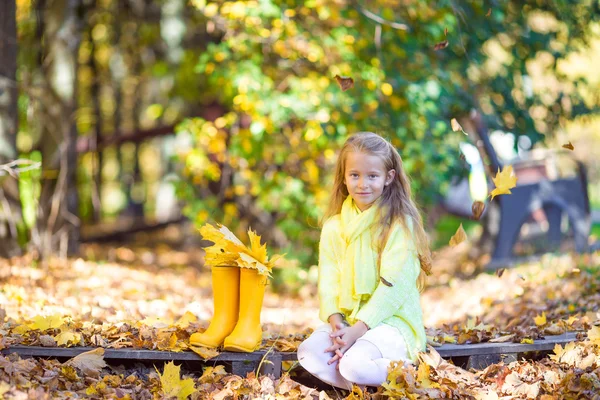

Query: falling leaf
[450,118,467,134]
[156,361,196,400]
[449,224,467,247]
[486,8,492,16]
[562,141,574,150]
[444,27,448,36]
[380,276,393,287]
[434,40,448,50]
[490,165,517,200]
[471,201,485,220]
[534,312,547,326]
[334,75,354,91]
[189,345,219,360]
[496,268,506,277]
[65,348,107,377]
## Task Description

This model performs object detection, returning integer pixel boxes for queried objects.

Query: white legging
[297,329,393,389]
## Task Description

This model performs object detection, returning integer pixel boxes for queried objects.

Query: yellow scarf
[339,195,380,322]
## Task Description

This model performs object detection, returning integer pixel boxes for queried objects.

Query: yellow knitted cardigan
[317,198,426,362]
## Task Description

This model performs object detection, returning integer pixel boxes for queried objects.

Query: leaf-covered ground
[1,242,599,399]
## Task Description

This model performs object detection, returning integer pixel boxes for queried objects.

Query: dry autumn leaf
[562,141,574,150]
[157,361,196,400]
[472,201,485,220]
[496,268,506,277]
[486,8,491,16]
[490,165,517,200]
[65,348,107,377]
[334,74,354,91]
[450,118,467,135]
[534,312,547,326]
[449,224,467,247]
[434,40,448,50]
[28,314,65,331]
[189,344,219,359]
[444,27,448,36]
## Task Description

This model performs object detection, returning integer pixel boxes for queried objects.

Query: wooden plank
[435,332,579,358]
[0,346,297,363]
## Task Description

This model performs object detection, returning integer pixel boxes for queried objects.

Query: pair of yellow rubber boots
[190,266,267,352]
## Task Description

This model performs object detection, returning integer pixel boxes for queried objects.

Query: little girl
[297,132,432,389]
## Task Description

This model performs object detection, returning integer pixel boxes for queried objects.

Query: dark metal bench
[1,331,579,378]
[443,111,592,268]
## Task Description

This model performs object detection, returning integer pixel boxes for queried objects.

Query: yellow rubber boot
[190,266,240,348]
[223,268,267,352]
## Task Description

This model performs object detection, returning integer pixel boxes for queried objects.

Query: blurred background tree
[2,0,599,276]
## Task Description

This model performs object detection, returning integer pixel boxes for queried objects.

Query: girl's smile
[344,151,395,211]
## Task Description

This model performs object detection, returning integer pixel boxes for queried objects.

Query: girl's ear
[385,169,396,186]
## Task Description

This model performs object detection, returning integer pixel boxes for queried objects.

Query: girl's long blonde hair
[322,132,432,283]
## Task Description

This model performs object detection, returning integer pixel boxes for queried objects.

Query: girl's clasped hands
[324,314,369,369]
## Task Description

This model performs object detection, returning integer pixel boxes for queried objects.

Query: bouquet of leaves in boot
[190,223,284,353]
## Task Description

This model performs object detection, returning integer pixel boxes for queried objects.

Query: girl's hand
[325,314,346,361]
[326,321,369,368]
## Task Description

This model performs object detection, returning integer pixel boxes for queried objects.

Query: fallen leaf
[334,75,354,91]
[490,165,517,200]
[65,348,107,377]
[157,361,196,400]
[434,40,448,50]
[534,312,547,326]
[189,344,219,359]
[586,325,600,345]
[174,311,198,329]
[562,141,574,150]
[449,224,467,247]
[496,268,506,278]
[29,314,65,331]
[39,334,57,347]
[472,201,485,219]
[55,331,81,347]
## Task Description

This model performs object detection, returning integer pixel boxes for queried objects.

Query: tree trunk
[34,0,83,258]
[0,0,22,258]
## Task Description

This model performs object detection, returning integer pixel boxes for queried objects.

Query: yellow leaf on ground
[157,361,196,400]
[490,165,517,200]
[587,325,600,345]
[534,312,547,326]
[520,338,534,344]
[28,314,65,331]
[55,331,81,347]
[174,311,197,329]
[65,348,107,377]
[449,224,467,247]
[189,345,219,360]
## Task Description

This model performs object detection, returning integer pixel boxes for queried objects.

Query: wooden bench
[1,332,579,378]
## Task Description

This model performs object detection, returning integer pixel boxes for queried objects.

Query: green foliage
[173,0,599,266]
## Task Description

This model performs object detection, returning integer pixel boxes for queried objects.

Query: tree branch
[355,2,410,31]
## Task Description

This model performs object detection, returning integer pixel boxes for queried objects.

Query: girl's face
[344,151,395,211]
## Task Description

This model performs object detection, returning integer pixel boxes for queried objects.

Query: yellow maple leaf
[157,361,196,400]
[29,314,65,331]
[566,315,578,326]
[200,223,247,267]
[534,312,547,326]
[490,165,517,200]
[247,229,268,263]
[449,224,467,247]
[189,345,219,360]
[587,325,600,346]
[416,362,439,389]
[55,331,81,347]
[174,311,198,329]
